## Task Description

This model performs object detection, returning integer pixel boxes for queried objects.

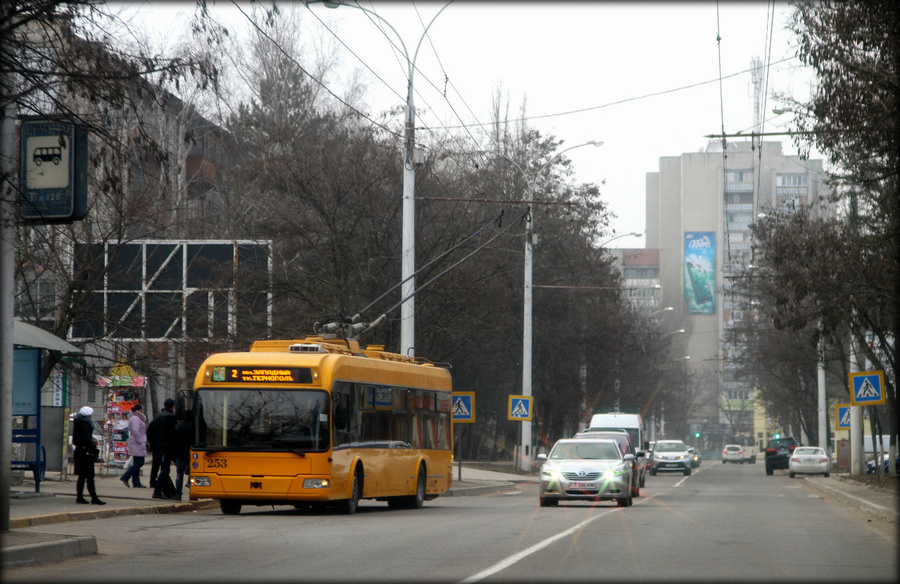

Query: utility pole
[0,43,17,532]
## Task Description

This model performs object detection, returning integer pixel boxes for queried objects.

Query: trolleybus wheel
[409,466,426,509]
[341,472,360,515]
[220,500,242,515]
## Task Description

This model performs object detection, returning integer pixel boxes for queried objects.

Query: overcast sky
[122,1,816,246]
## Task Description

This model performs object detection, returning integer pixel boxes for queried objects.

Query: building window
[725,170,754,193]
[623,267,659,279]
[776,173,808,204]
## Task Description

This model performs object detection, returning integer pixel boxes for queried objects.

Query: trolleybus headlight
[303,478,330,489]
[191,477,211,487]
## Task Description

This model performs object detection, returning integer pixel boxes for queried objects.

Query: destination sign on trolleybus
[210,366,313,384]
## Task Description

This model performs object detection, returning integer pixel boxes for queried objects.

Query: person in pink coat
[120,403,149,488]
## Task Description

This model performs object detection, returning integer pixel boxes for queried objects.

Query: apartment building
[644,139,828,447]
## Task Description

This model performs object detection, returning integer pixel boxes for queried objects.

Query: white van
[588,413,645,450]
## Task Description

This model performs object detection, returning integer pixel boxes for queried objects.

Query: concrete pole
[817,326,827,452]
[519,214,533,472]
[400,90,415,359]
[0,72,16,533]
[850,331,864,475]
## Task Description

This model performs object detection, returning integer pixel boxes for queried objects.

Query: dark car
[764,437,799,475]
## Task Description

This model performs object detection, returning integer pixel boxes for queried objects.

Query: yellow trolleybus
[188,336,453,515]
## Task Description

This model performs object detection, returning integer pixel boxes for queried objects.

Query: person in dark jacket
[146,413,160,489]
[173,410,194,500]
[152,398,178,499]
[72,406,105,505]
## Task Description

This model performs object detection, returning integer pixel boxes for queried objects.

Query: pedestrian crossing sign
[848,371,885,406]
[508,395,533,421]
[834,403,852,430]
[452,392,475,423]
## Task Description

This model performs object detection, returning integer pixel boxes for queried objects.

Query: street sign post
[20,118,88,223]
[834,403,852,430]
[508,394,533,421]
[452,391,475,423]
[848,371,885,406]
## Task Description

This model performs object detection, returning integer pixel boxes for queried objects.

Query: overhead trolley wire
[232,0,401,138]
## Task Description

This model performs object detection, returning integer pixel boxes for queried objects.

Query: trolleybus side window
[330,381,450,450]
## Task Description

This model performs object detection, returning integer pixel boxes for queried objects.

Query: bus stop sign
[20,118,88,223]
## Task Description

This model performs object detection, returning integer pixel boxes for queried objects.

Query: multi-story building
[610,248,662,312]
[644,139,828,449]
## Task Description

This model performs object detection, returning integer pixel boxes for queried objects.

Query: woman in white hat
[72,406,105,505]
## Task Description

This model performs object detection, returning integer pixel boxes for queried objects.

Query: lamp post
[599,231,643,248]
[485,140,604,472]
[649,306,674,318]
[320,1,452,358]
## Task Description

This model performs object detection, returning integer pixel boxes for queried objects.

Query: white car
[789,446,831,477]
[537,438,635,508]
[722,444,744,463]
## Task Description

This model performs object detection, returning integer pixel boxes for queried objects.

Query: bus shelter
[11,319,80,492]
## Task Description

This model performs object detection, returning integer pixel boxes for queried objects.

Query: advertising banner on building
[684,232,716,315]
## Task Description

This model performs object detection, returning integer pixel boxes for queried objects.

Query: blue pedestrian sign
[452,392,475,423]
[848,371,885,406]
[834,403,852,430]
[508,395,533,421]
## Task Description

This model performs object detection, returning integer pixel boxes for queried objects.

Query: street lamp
[649,306,674,318]
[319,1,452,358]
[663,328,686,339]
[485,140,604,472]
[599,231,643,248]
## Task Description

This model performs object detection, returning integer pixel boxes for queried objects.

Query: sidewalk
[2,465,537,568]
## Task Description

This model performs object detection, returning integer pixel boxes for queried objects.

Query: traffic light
[774,433,780,439]
[694,432,700,438]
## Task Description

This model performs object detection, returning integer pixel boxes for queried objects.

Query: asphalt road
[6,462,898,582]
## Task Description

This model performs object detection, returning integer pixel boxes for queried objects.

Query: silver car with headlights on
[537,438,634,508]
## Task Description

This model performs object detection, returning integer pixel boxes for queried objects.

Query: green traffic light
[694,432,700,438]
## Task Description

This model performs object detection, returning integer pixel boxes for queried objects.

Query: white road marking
[458,495,656,583]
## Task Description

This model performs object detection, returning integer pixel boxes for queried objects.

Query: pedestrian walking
[173,409,194,500]
[120,403,148,488]
[152,398,178,499]
[72,406,105,505]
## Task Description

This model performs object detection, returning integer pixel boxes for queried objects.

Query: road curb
[9,499,221,529]
[802,477,898,519]
[1,533,98,569]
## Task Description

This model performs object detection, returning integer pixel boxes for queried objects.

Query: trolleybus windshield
[194,388,329,452]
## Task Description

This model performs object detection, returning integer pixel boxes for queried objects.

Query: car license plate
[664,463,677,468]
[570,482,594,489]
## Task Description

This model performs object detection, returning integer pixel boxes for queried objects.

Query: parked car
[789,446,831,477]
[764,437,799,475]
[649,440,693,476]
[866,454,900,475]
[574,430,646,493]
[537,438,634,508]
[722,444,744,463]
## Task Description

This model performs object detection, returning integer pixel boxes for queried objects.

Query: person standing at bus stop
[173,409,194,500]
[147,410,160,489]
[120,403,148,488]
[72,406,105,505]
[152,398,178,499]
